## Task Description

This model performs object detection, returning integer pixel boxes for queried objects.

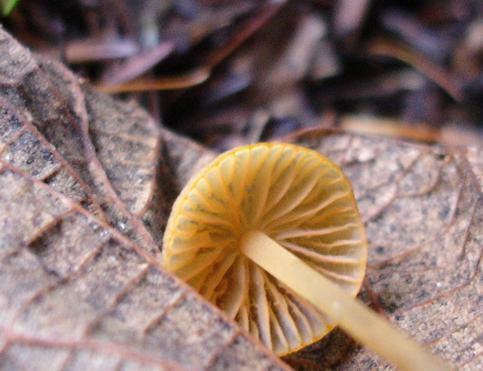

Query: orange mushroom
[162,143,449,370]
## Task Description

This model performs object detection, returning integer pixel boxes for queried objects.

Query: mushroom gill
[162,143,366,355]
[162,143,449,370]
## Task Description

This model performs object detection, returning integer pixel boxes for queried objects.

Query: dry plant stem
[240,231,450,371]
[95,69,210,93]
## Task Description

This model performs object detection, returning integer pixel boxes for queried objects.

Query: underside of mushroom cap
[162,143,367,355]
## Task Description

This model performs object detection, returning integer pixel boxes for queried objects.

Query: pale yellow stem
[240,231,451,371]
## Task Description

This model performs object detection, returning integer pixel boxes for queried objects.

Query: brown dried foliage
[0,28,287,371]
[0,28,482,370]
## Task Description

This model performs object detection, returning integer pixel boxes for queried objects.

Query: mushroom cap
[162,143,367,355]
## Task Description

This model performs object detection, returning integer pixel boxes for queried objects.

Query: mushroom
[162,143,449,370]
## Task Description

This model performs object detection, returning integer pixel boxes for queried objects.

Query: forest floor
[3,0,482,149]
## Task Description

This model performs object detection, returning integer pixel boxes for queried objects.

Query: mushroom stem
[240,231,450,371]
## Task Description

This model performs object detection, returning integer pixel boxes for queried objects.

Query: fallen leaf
[0,95,103,217]
[283,129,482,370]
[0,27,287,371]
[2,39,159,256]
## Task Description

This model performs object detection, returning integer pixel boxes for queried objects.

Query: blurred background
[2,0,482,149]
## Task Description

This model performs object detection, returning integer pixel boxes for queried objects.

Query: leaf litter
[0,28,287,371]
[0,24,482,370]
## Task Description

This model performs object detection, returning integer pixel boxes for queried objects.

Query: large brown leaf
[1,30,161,255]
[0,28,287,370]
[0,27,481,370]
[283,131,482,370]
[0,162,287,370]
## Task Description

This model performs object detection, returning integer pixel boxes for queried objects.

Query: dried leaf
[1,31,162,254]
[283,129,482,370]
[0,95,104,217]
[0,28,287,370]
[0,162,285,370]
